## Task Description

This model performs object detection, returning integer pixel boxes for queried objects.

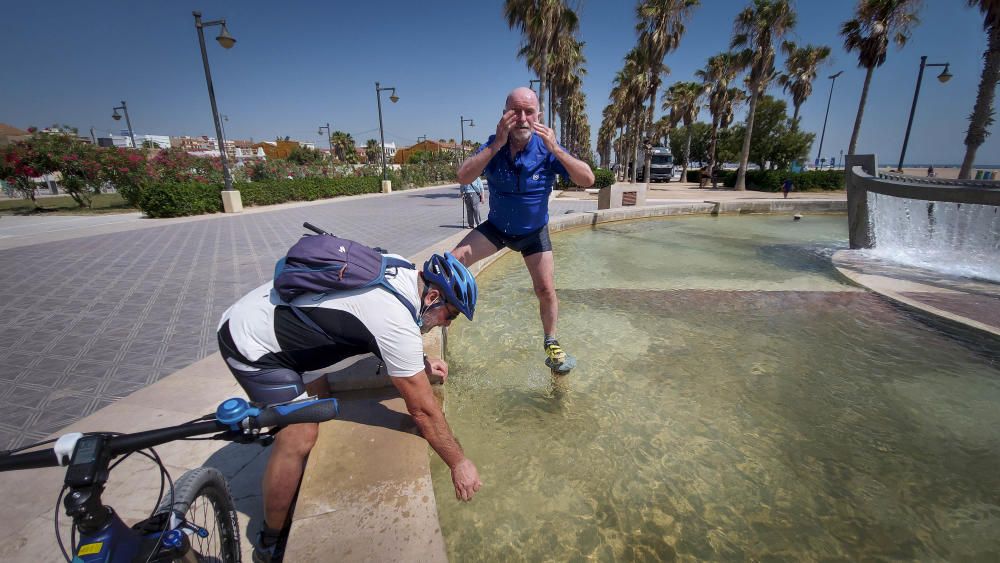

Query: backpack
[273,223,421,333]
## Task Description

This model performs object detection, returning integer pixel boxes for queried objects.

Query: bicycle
[0,396,340,562]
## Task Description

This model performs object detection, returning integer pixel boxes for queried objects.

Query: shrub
[593,168,615,189]
[722,169,843,191]
[139,181,223,218]
[137,176,383,217]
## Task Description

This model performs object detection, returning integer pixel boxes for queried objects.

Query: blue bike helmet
[422,252,477,320]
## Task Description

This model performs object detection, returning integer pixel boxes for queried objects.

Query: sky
[2,1,997,166]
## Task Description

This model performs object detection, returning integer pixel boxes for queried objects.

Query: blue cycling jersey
[475,133,570,236]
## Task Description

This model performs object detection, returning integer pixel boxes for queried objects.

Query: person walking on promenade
[452,86,595,374]
[461,176,485,228]
[218,251,482,562]
[782,177,794,198]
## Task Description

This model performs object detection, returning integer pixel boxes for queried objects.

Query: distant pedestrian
[927,165,936,177]
[460,176,484,228]
[782,178,793,199]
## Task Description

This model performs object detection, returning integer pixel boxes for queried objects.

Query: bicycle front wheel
[156,466,241,563]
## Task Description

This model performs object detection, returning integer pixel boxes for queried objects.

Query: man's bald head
[505,87,539,111]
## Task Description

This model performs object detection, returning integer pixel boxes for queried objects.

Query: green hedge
[722,169,844,191]
[139,181,223,218]
[238,176,381,205]
[593,168,615,189]
[685,169,843,191]
[138,176,382,218]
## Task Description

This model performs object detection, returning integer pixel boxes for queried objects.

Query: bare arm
[532,122,595,187]
[392,368,482,500]
[457,145,500,185]
[457,110,517,184]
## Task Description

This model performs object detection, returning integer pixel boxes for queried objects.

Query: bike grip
[254,398,340,428]
[303,222,330,236]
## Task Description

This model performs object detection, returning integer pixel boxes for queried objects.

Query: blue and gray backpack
[273,223,420,330]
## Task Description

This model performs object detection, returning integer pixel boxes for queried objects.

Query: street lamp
[192,10,239,211]
[815,71,842,169]
[897,56,952,173]
[375,81,399,192]
[318,122,334,172]
[111,100,137,149]
[529,79,540,93]
[459,116,475,160]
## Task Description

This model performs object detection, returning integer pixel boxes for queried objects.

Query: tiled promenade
[0,185,595,449]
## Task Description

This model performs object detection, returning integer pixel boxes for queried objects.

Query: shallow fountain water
[433,214,1000,561]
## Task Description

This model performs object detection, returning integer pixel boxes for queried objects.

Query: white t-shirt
[219,261,425,377]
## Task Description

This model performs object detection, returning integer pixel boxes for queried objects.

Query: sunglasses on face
[427,299,460,321]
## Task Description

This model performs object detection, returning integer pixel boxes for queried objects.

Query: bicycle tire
[155,467,241,563]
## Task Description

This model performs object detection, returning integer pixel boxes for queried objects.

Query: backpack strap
[373,256,421,326]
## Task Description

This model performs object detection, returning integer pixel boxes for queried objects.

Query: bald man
[453,87,595,373]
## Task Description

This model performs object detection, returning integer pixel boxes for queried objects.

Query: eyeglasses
[427,300,460,321]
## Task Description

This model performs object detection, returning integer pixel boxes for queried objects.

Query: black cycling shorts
[217,324,306,405]
[475,221,552,256]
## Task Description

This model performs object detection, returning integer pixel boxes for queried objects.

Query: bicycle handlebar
[0,397,340,473]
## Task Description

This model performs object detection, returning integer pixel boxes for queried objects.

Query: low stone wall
[286,199,847,562]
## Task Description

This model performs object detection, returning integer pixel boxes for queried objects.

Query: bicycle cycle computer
[66,435,110,487]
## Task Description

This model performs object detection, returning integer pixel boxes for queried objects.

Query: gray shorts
[218,328,306,405]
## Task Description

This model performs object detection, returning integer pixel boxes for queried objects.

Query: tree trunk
[791,103,801,132]
[735,86,760,191]
[643,86,657,186]
[708,116,720,184]
[683,127,693,181]
[959,23,1000,179]
[848,66,875,156]
[539,46,549,126]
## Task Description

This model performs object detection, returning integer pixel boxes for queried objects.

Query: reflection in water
[433,215,1000,561]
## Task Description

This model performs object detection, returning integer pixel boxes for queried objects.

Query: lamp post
[111,100,137,149]
[219,113,229,146]
[815,71,842,169]
[897,56,952,173]
[318,122,334,173]
[529,79,540,93]
[192,11,239,211]
[459,116,475,160]
[375,81,399,193]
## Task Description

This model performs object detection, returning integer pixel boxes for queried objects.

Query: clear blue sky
[2,1,996,166]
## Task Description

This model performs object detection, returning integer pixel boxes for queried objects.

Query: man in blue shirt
[453,86,595,373]
[460,176,484,228]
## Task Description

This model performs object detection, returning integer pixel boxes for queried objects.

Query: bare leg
[262,422,319,530]
[451,229,501,268]
[523,251,557,337]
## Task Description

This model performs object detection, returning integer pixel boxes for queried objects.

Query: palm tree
[776,41,832,131]
[330,131,357,164]
[959,0,1000,178]
[663,81,704,179]
[364,139,381,165]
[505,0,578,123]
[635,0,700,185]
[697,51,748,182]
[615,48,651,182]
[841,0,921,156]
[731,0,797,191]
